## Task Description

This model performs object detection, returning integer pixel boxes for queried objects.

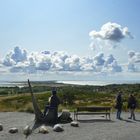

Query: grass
[0,92,139,113]
[0,92,114,113]
[0,83,140,113]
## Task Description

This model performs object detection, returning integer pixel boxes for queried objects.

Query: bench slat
[74,106,111,120]
[76,112,110,115]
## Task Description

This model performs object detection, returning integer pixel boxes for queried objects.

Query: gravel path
[0,112,140,140]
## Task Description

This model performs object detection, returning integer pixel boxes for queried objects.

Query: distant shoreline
[0,80,140,87]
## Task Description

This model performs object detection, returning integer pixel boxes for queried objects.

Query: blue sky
[0,0,140,82]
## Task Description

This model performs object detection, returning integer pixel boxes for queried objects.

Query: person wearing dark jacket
[115,92,123,119]
[43,88,60,122]
[127,94,136,120]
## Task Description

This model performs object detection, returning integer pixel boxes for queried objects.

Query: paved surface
[0,112,140,140]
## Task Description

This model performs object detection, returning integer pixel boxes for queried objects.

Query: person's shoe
[128,117,132,119]
[118,117,122,120]
[116,117,122,120]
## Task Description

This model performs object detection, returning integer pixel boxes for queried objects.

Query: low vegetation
[0,82,140,113]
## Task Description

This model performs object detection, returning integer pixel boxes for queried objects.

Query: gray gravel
[0,112,140,140]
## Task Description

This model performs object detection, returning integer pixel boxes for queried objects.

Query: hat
[52,87,57,94]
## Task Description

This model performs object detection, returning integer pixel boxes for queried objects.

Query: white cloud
[80,57,94,71]
[3,54,16,66]
[128,51,135,58]
[2,46,27,66]
[104,54,115,66]
[0,46,140,83]
[51,51,68,71]
[64,55,81,71]
[107,60,122,72]
[128,63,136,72]
[89,22,133,42]
[2,46,140,75]
[93,53,105,66]
[11,46,27,63]
[100,54,122,73]
[127,51,140,72]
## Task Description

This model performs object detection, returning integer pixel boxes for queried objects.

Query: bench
[74,106,111,120]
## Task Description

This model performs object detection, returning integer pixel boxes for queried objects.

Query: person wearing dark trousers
[127,94,137,120]
[115,92,123,120]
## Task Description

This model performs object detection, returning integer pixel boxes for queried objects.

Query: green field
[0,82,140,113]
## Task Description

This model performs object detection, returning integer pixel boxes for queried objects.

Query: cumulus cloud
[93,53,105,66]
[64,55,81,71]
[128,51,140,63]
[104,54,115,66]
[102,54,122,73]
[3,46,27,66]
[128,63,136,72]
[128,51,135,58]
[127,51,140,72]
[107,60,122,72]
[11,46,27,62]
[0,46,124,74]
[3,54,16,66]
[80,57,94,71]
[51,51,68,71]
[89,22,133,42]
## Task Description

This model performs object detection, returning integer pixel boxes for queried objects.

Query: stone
[0,123,3,131]
[53,124,64,132]
[23,125,32,136]
[9,127,18,133]
[71,121,79,127]
[39,125,49,134]
[61,110,71,120]
[59,110,72,123]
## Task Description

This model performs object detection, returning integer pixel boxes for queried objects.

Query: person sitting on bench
[43,88,60,123]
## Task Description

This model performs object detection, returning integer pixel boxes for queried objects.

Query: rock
[60,110,71,120]
[9,127,18,133]
[0,123,3,131]
[23,125,32,136]
[53,124,64,132]
[71,121,79,127]
[39,125,49,134]
[59,110,72,123]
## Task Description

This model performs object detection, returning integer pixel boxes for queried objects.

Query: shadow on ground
[78,119,114,123]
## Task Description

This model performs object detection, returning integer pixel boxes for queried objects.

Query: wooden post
[28,79,43,122]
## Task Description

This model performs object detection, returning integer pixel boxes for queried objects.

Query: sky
[0,0,140,82]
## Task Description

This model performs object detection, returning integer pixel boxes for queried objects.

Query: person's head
[52,87,57,95]
[52,90,56,95]
[118,91,122,96]
[129,94,133,97]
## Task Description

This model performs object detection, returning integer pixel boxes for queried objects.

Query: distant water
[0,81,26,87]
[57,80,110,86]
[0,80,140,87]
[57,80,140,86]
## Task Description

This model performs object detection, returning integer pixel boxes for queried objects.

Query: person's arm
[56,96,60,105]
[48,97,51,103]
[134,98,137,108]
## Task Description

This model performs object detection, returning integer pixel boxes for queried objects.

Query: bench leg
[74,112,76,120]
[107,113,111,120]
[109,114,111,120]
[76,114,78,121]
[74,112,78,121]
[105,114,107,119]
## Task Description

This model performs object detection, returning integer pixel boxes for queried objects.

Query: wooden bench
[74,106,111,120]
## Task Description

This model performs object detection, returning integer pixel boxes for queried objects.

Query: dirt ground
[0,112,140,140]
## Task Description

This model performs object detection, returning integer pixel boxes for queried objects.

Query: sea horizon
[0,79,140,87]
